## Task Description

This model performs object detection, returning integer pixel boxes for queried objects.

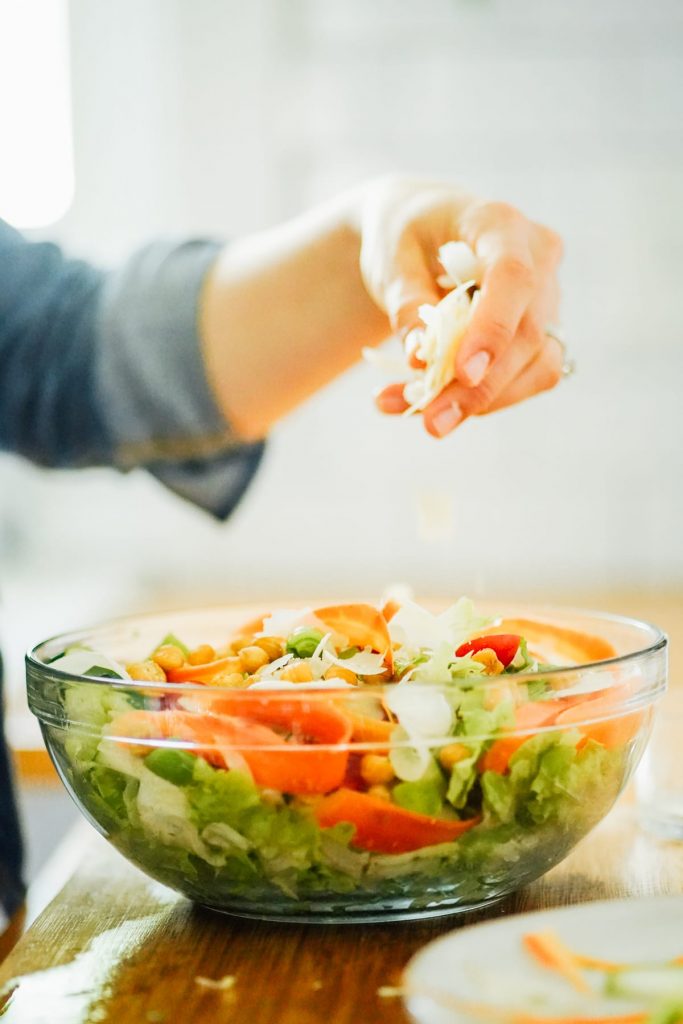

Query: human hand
[358,176,565,438]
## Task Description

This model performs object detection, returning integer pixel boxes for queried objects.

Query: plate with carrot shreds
[402,895,683,1024]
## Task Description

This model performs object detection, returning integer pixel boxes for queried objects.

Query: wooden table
[1,791,682,1022]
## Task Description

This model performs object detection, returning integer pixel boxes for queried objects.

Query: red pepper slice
[315,788,479,853]
[456,634,522,667]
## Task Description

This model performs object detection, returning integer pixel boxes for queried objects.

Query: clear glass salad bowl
[26,601,667,923]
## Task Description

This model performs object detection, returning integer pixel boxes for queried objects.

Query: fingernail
[462,351,490,387]
[431,400,463,438]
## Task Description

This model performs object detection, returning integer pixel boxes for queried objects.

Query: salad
[37,597,649,919]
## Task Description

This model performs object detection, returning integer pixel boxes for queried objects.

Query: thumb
[363,230,441,334]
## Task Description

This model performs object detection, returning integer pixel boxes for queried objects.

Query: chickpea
[252,636,285,661]
[152,644,185,672]
[260,788,284,807]
[472,648,504,676]
[229,635,254,654]
[368,667,394,683]
[126,660,167,682]
[438,743,471,771]
[213,671,248,689]
[367,784,392,802]
[279,661,314,683]
[188,644,216,666]
[323,666,358,686]
[208,655,243,676]
[239,646,270,673]
[360,754,394,786]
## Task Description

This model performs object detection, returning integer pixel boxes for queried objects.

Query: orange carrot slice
[345,710,394,745]
[479,701,568,774]
[554,685,644,749]
[381,598,401,622]
[313,603,394,671]
[166,656,241,683]
[109,707,351,794]
[523,931,591,993]
[486,619,616,666]
[316,788,478,853]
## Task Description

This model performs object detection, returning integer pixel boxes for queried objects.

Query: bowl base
[198,893,505,924]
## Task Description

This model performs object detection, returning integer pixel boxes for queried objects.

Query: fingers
[422,313,546,437]
[479,336,564,414]
[455,236,536,386]
[378,235,442,335]
[374,383,409,415]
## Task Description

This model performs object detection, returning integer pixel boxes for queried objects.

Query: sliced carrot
[315,787,479,853]
[479,701,568,774]
[523,931,591,993]
[313,603,394,671]
[235,612,266,635]
[210,715,349,794]
[486,619,616,666]
[554,686,644,749]
[342,707,394,745]
[107,709,252,772]
[108,707,351,794]
[206,691,352,749]
[166,656,242,683]
[381,598,401,622]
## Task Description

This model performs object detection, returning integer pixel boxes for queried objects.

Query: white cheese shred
[363,241,482,414]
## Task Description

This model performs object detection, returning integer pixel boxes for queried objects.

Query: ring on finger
[545,323,575,378]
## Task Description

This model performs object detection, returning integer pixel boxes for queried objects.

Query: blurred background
[1,0,681,877]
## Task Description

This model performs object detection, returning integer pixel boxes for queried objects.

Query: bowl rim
[25,600,668,700]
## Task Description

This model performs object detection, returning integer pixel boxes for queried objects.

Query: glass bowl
[26,603,667,923]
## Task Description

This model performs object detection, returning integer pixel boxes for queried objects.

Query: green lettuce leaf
[481,731,625,829]
[393,758,447,816]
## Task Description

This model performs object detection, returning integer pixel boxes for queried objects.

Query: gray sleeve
[95,239,265,519]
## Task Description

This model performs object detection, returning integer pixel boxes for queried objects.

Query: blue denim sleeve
[0,218,265,518]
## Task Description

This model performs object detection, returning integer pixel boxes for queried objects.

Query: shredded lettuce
[445,748,482,810]
[393,758,447,817]
[51,647,128,680]
[481,732,623,829]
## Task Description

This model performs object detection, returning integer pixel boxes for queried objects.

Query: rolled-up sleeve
[0,220,264,519]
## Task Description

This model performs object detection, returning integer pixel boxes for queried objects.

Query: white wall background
[1,0,682,701]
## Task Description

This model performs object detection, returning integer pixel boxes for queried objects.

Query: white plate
[404,895,683,1023]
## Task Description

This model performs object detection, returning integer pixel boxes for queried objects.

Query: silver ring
[545,324,575,378]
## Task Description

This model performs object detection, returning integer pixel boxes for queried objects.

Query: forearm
[199,187,390,440]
